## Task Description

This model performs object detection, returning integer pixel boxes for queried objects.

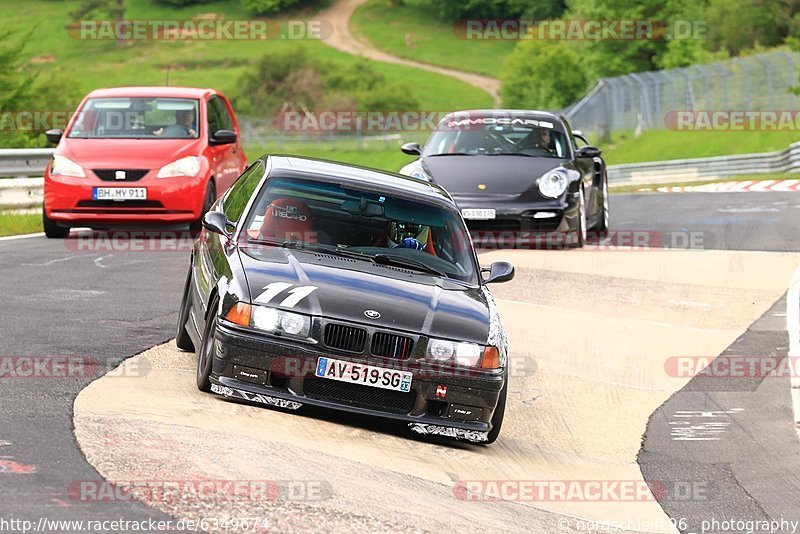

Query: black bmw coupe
[399,110,610,248]
[176,155,515,444]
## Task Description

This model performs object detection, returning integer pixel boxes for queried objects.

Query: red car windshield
[67,97,200,139]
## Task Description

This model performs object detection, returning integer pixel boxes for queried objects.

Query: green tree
[407,0,566,20]
[233,49,419,115]
[241,0,310,16]
[500,40,588,110]
[705,0,786,55]
[0,32,81,148]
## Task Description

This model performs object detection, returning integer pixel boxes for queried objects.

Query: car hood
[57,138,203,169]
[239,247,490,344]
[422,155,564,196]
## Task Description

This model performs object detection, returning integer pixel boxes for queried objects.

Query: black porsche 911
[399,110,610,248]
[176,155,515,444]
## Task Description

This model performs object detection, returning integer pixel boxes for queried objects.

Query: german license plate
[315,357,412,393]
[461,208,496,220]
[92,188,147,201]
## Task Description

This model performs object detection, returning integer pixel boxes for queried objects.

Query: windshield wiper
[373,253,447,277]
[249,238,326,251]
[427,152,475,157]
[248,239,376,260]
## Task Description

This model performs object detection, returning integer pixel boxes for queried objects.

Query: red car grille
[93,169,149,182]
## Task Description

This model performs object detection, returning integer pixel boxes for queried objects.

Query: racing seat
[258,198,316,243]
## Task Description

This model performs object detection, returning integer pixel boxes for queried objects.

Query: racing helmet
[387,221,431,250]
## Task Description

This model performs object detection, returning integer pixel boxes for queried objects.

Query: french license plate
[461,208,496,220]
[315,357,412,393]
[92,187,147,201]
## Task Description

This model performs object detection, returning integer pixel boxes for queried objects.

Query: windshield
[422,117,570,158]
[239,177,479,285]
[67,97,200,139]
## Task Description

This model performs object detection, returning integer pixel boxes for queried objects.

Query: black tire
[190,181,216,232]
[175,267,195,352]
[485,379,508,445]
[42,207,69,238]
[196,296,219,392]
[593,172,610,236]
[568,186,587,248]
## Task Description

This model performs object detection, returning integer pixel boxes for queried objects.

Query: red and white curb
[658,179,800,193]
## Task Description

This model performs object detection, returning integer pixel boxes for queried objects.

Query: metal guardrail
[606,141,800,185]
[0,144,798,211]
[0,148,54,178]
[0,149,52,210]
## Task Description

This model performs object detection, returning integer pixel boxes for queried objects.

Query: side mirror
[482,261,515,284]
[202,211,232,237]
[210,129,237,146]
[576,145,602,158]
[45,129,63,144]
[401,142,422,155]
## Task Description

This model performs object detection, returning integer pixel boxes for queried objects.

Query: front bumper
[44,168,207,226]
[210,323,506,439]
[454,192,581,246]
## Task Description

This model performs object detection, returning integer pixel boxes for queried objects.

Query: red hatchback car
[43,86,247,237]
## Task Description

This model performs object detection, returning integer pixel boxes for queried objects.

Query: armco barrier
[0,148,52,210]
[1,143,799,210]
[607,142,800,185]
[0,177,44,210]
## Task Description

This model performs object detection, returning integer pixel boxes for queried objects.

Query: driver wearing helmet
[387,220,434,253]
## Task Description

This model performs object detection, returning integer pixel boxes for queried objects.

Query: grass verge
[0,210,42,237]
[351,0,514,78]
[602,130,800,165]
[9,0,492,116]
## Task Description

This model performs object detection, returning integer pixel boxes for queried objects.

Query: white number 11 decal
[255,282,318,308]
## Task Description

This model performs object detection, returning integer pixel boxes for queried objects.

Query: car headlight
[252,306,311,338]
[157,156,201,178]
[538,168,569,198]
[400,163,431,181]
[426,338,498,368]
[224,302,312,339]
[51,155,85,178]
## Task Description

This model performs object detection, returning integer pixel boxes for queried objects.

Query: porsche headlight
[538,169,569,198]
[51,155,85,178]
[157,156,201,178]
[400,163,431,181]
